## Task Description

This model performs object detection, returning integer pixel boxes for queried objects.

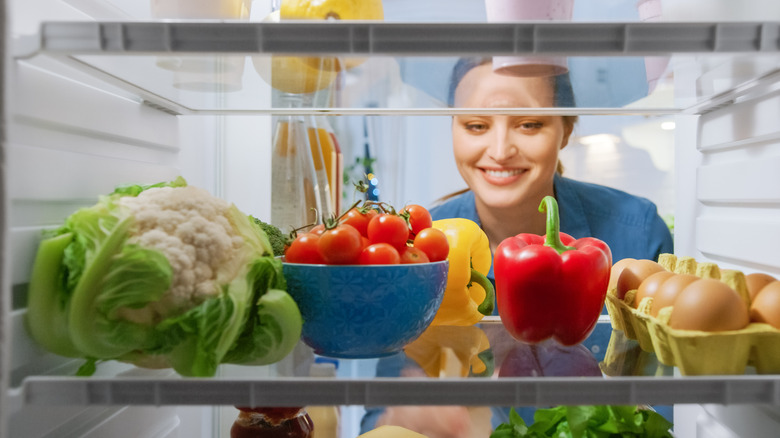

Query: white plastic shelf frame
[19,375,780,407]
[27,21,780,56]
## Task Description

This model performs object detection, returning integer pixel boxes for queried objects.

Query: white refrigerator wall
[672,57,780,438]
[2,1,273,437]
[4,55,215,438]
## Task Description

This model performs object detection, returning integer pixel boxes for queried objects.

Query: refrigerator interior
[3,0,780,437]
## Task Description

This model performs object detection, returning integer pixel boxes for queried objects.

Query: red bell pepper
[494,196,612,346]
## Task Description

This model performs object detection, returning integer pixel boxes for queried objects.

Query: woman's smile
[480,167,527,185]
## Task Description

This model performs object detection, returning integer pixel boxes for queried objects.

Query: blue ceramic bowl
[282,261,448,358]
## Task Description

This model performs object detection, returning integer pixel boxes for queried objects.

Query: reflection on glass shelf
[367,320,671,382]
[227,320,674,381]
[600,330,673,377]
[59,52,779,115]
[68,54,685,114]
[18,319,770,386]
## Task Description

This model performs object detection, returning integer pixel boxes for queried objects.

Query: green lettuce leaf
[490,406,673,438]
[110,176,187,198]
[222,257,303,366]
[25,232,80,357]
[154,284,245,377]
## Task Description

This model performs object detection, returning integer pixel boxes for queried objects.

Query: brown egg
[668,279,750,331]
[634,271,675,309]
[750,281,780,329]
[745,273,777,302]
[650,273,700,317]
[608,258,636,293]
[615,259,665,299]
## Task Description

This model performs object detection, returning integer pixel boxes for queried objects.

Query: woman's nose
[487,126,518,162]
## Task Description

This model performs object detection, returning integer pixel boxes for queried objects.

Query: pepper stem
[470,268,495,316]
[539,196,576,255]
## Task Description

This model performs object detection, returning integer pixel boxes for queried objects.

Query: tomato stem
[321,200,362,230]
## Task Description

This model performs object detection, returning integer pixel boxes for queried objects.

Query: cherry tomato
[309,224,326,235]
[358,243,401,265]
[367,214,410,250]
[284,233,325,264]
[402,204,433,236]
[413,227,450,262]
[341,208,377,237]
[399,246,431,264]
[318,224,363,265]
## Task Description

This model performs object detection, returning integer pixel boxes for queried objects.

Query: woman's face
[452,63,572,210]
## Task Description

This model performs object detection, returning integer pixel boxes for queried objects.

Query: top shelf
[14,21,780,115]
[26,21,780,56]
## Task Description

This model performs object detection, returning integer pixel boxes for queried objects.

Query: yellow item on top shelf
[358,425,429,438]
[253,11,339,95]
[280,0,384,72]
[280,0,384,21]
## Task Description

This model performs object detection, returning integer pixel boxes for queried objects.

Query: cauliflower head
[26,178,302,377]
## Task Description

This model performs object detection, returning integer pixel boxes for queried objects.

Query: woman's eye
[518,122,543,130]
[464,122,488,133]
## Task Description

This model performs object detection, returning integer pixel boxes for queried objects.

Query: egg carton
[604,254,780,375]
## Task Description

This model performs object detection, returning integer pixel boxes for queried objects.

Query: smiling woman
[431,57,672,263]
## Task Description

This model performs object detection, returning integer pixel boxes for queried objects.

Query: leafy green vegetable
[110,175,188,197]
[491,406,673,438]
[26,177,302,377]
[251,217,287,257]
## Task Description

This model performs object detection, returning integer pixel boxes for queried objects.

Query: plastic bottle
[313,117,343,214]
[270,93,322,231]
[305,115,334,220]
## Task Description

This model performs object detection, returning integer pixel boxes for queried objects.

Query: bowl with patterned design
[282,261,448,358]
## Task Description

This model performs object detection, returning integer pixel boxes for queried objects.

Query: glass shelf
[15,319,780,407]
[14,21,780,115]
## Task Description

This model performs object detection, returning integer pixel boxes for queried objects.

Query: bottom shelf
[11,320,780,408]
[9,321,780,438]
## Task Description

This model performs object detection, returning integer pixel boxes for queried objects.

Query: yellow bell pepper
[430,218,495,326]
[404,325,493,378]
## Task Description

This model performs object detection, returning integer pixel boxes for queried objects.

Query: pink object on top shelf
[484,0,574,77]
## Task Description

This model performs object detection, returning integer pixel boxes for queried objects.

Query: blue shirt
[429,173,673,271]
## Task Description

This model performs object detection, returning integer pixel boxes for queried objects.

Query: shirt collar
[460,175,592,238]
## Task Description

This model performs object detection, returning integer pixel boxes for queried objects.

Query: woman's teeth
[484,169,523,177]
